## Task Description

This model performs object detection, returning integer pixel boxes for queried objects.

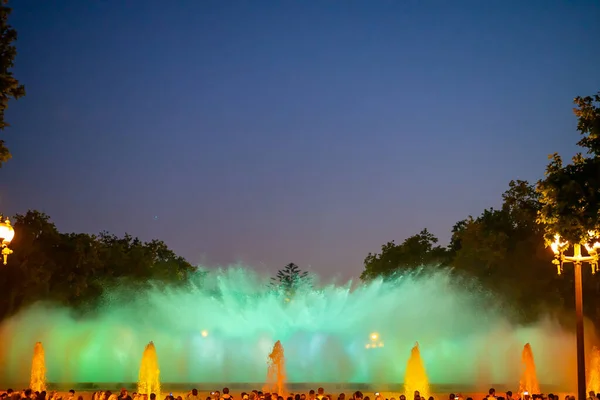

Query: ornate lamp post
[0,217,15,265]
[550,232,600,400]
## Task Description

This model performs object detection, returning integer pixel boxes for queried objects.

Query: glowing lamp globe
[0,218,14,245]
[0,218,15,265]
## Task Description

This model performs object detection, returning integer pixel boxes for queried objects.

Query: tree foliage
[0,210,194,320]
[450,180,567,322]
[0,1,26,166]
[360,91,600,326]
[537,92,600,245]
[271,263,310,299]
[360,228,448,281]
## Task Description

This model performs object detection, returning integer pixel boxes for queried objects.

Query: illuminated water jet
[138,341,161,398]
[588,346,600,392]
[404,342,429,399]
[30,341,46,392]
[0,267,583,385]
[519,343,540,395]
[265,340,287,395]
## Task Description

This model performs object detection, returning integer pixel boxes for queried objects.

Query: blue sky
[1,0,599,279]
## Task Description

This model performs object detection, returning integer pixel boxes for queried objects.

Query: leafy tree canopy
[0,210,194,320]
[0,2,26,167]
[450,180,567,322]
[360,228,448,281]
[537,92,600,245]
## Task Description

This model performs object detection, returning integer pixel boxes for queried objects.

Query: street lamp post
[551,232,600,400]
[0,217,15,265]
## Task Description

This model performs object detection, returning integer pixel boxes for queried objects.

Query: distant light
[201,330,208,337]
[370,332,379,341]
[365,344,371,349]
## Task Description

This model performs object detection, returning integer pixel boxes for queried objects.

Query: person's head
[450,394,455,400]
[150,394,156,400]
[354,392,363,400]
[69,391,75,396]
[192,391,198,397]
[318,390,324,397]
[489,389,495,397]
[506,393,512,398]
[223,389,230,395]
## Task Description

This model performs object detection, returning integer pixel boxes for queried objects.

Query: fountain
[265,340,287,395]
[404,342,429,399]
[0,267,582,385]
[518,343,540,395]
[588,346,600,392]
[30,342,46,392]
[138,341,161,398]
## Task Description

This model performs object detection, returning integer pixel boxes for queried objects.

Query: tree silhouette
[0,2,26,166]
[271,263,309,299]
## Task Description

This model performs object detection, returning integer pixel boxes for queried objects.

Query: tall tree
[271,263,309,299]
[537,92,600,245]
[0,210,194,321]
[0,1,26,166]
[360,228,448,281]
[451,180,566,323]
[536,92,600,325]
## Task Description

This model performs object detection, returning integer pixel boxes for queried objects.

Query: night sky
[1,1,599,280]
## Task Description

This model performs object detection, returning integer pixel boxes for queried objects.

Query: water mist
[0,267,582,386]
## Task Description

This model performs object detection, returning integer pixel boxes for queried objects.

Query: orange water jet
[519,343,540,395]
[137,341,161,398]
[588,346,600,392]
[265,340,287,396]
[404,342,429,399]
[30,342,46,392]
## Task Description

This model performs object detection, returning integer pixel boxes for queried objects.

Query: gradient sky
[1,0,599,280]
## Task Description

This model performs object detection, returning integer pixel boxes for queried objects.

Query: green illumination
[0,267,576,384]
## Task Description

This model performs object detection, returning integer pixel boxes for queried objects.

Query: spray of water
[587,347,600,392]
[265,340,287,395]
[138,341,161,398]
[0,266,583,386]
[29,342,46,392]
[404,342,429,399]
[518,343,540,395]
